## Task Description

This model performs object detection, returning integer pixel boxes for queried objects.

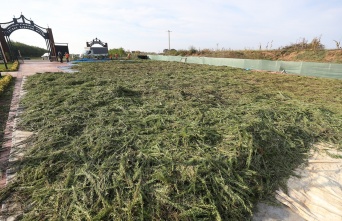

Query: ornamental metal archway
[86,37,108,48]
[0,14,57,61]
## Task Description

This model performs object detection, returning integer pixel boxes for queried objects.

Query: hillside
[202,49,342,63]
[163,37,342,63]
[162,49,342,64]
[10,41,47,58]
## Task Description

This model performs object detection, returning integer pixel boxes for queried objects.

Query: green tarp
[148,55,342,80]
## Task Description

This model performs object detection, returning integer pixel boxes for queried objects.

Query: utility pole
[167,30,172,50]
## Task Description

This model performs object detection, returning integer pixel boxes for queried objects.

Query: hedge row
[0,74,13,95]
[0,60,19,72]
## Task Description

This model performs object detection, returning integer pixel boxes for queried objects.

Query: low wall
[148,55,342,80]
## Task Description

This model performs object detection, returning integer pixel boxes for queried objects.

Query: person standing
[58,51,63,63]
[65,52,70,62]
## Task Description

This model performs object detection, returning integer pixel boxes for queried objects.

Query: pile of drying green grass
[0,75,14,146]
[1,60,341,220]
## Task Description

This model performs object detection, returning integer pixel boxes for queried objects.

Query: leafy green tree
[108,48,127,57]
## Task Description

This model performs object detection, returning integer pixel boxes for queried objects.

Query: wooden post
[0,40,8,69]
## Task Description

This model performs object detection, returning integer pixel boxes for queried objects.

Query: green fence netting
[147,55,342,80]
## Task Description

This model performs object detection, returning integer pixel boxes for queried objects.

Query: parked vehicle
[81,47,108,59]
[41,53,50,60]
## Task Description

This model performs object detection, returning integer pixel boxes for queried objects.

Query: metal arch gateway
[0,14,57,61]
[86,37,108,48]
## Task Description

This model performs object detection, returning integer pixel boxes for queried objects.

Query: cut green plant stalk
[1,60,341,220]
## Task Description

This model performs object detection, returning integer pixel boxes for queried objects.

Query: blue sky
[1,0,341,54]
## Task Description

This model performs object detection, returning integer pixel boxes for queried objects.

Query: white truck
[81,47,109,59]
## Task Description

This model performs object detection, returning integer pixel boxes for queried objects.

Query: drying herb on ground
[1,60,341,220]
[0,75,14,147]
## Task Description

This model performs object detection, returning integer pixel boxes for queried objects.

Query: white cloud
[1,0,341,53]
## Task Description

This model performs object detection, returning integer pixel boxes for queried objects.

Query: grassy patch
[293,50,327,62]
[1,60,341,220]
[165,48,342,63]
[0,61,19,72]
[0,63,9,71]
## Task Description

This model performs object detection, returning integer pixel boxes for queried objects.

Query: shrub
[10,60,19,71]
[280,36,325,52]
[0,60,19,72]
[108,48,127,57]
[188,45,198,55]
[0,74,13,95]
